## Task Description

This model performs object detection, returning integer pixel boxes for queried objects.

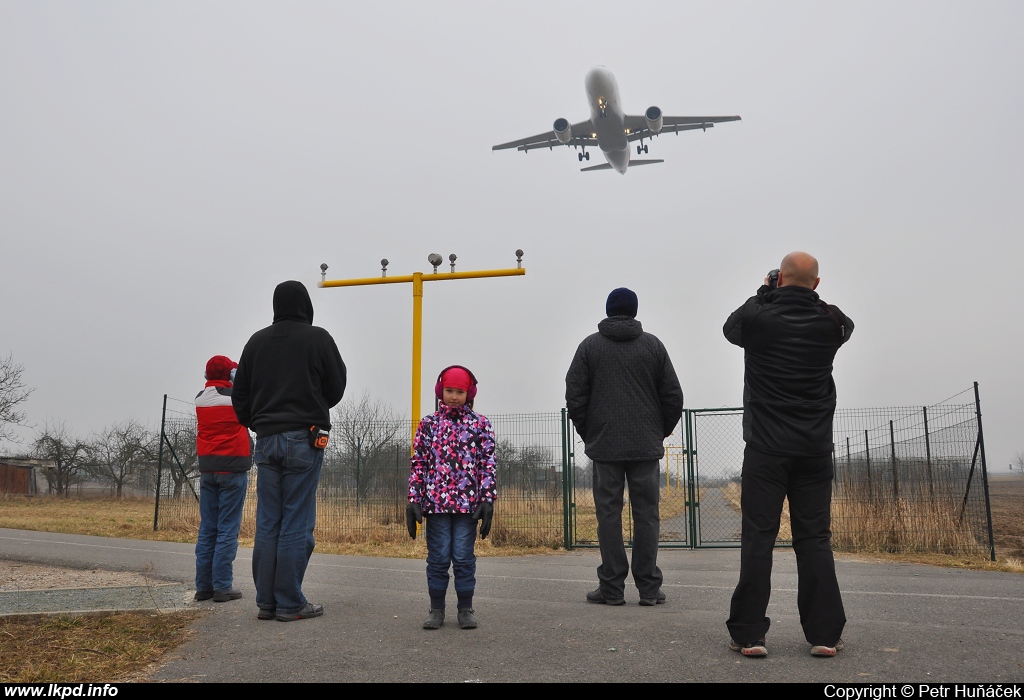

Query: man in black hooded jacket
[232,280,346,622]
[723,252,853,658]
[565,287,684,606]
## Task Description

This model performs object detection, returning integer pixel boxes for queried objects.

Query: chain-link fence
[156,386,995,558]
[155,403,567,548]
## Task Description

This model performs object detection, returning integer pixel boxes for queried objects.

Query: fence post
[973,382,996,562]
[889,420,899,501]
[560,409,572,550]
[923,406,934,500]
[864,430,872,502]
[685,410,698,548]
[153,394,168,531]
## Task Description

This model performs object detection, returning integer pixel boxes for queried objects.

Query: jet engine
[645,106,663,134]
[553,118,573,144]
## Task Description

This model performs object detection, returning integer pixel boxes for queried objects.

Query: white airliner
[493,66,740,174]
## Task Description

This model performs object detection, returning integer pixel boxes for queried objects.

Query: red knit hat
[441,366,473,392]
[205,355,237,381]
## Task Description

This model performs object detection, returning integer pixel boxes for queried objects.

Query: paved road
[1,528,1022,683]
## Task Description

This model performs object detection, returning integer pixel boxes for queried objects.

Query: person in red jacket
[194,355,252,603]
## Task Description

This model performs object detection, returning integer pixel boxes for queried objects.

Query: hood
[598,316,643,341]
[273,280,314,324]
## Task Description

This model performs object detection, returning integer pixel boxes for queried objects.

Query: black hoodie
[232,281,347,437]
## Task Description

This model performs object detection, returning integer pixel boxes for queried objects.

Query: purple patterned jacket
[408,405,497,514]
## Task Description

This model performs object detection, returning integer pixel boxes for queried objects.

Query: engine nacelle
[645,106,663,134]
[553,117,572,144]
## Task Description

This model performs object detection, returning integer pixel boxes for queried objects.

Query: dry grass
[0,611,202,683]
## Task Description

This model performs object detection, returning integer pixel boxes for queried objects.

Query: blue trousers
[252,430,323,615]
[195,470,248,592]
[425,513,477,603]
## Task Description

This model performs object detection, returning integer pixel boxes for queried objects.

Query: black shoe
[457,609,478,629]
[729,638,768,657]
[257,608,276,621]
[639,591,666,606]
[193,590,214,601]
[212,587,242,602]
[423,609,445,630]
[276,602,324,621]
[586,588,625,606]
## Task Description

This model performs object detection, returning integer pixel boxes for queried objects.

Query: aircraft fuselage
[584,66,630,173]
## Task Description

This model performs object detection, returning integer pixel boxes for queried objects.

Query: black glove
[472,501,494,540]
[406,502,422,539]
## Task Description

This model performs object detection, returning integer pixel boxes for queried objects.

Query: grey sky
[2,2,1022,471]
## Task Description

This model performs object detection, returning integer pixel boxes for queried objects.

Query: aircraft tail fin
[580,159,664,172]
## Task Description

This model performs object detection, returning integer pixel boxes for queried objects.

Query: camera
[767,269,780,290]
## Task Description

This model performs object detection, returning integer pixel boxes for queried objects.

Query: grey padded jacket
[565,316,684,462]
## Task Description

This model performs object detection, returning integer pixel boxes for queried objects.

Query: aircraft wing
[492,120,598,152]
[624,114,741,140]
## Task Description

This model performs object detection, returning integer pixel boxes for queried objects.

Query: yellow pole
[411,272,423,449]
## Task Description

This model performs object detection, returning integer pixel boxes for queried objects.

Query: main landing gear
[637,142,649,155]
[578,150,591,162]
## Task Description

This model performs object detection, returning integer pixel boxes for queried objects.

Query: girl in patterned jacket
[406,365,497,630]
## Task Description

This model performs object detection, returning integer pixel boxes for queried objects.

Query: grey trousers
[593,459,663,598]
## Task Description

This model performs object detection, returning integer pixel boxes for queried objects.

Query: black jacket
[723,285,853,457]
[565,316,684,462]
[232,281,347,438]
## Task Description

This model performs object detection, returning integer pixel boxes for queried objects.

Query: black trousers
[593,459,663,598]
[726,445,846,646]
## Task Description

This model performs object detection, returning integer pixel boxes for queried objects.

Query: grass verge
[0,611,202,683]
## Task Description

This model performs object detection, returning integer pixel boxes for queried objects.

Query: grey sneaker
[212,587,242,602]
[811,639,845,657]
[730,638,768,657]
[586,588,626,606]
[422,608,445,629]
[457,608,478,629]
[639,591,667,606]
[276,602,324,621]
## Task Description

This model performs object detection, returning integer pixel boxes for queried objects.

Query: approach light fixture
[427,253,442,273]
[449,253,457,272]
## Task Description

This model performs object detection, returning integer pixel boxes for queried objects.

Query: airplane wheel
[585,152,590,161]
[578,153,584,162]
[644,145,649,154]
[637,146,642,155]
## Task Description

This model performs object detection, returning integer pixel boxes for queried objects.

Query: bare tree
[1012,451,1024,476]
[162,424,199,499]
[329,391,406,507]
[87,419,156,497]
[0,354,33,445]
[33,420,89,496]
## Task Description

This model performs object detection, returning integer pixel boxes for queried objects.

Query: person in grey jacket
[565,288,684,606]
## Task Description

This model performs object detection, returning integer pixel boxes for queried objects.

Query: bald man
[722,252,854,658]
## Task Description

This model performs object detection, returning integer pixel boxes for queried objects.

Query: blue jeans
[252,430,323,615]
[195,470,249,592]
[425,513,477,600]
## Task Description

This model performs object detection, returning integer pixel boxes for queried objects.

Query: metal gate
[563,386,994,557]
[562,408,745,549]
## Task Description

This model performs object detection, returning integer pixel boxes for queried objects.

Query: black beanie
[606,288,638,318]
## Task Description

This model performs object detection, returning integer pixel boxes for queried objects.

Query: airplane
[492,66,741,174]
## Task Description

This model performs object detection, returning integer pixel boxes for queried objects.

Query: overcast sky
[2,1,1022,472]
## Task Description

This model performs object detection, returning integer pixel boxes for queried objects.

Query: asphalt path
[1,528,1022,683]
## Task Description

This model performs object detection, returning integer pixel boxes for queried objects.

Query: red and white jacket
[195,380,252,472]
